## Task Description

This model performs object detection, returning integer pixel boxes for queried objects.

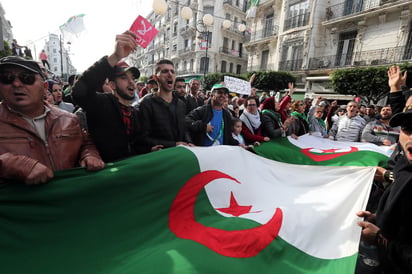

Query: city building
[0,3,13,51]
[43,34,76,80]
[133,0,249,82]
[245,0,412,100]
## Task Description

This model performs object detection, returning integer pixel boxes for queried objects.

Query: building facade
[0,3,17,52]
[245,0,412,99]
[43,34,76,80]
[132,0,249,80]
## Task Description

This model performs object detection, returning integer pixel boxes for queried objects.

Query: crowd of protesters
[0,31,411,274]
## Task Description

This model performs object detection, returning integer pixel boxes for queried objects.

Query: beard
[116,88,135,101]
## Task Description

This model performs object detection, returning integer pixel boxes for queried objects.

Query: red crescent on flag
[169,170,282,258]
[301,146,359,161]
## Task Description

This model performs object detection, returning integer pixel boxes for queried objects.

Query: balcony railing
[278,59,304,71]
[178,46,196,55]
[308,46,412,70]
[219,47,246,58]
[325,0,380,21]
[249,26,279,41]
[284,12,310,31]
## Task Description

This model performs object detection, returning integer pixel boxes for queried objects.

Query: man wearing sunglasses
[357,109,412,273]
[0,56,104,185]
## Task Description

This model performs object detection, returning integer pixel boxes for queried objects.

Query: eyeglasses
[0,71,37,85]
[247,104,257,107]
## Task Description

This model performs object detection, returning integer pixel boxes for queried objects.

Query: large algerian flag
[0,141,379,273]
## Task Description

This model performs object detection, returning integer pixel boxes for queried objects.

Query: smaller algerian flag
[254,134,389,166]
[59,14,86,40]
[246,0,259,18]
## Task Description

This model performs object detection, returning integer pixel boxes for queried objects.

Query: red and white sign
[129,15,159,49]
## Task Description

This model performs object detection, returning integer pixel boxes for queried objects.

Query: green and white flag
[254,134,390,166]
[0,143,378,273]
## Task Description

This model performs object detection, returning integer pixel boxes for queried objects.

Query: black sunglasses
[0,71,37,85]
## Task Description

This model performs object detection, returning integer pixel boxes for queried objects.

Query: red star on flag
[216,192,253,217]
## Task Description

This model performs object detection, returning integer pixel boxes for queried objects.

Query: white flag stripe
[288,134,391,156]
[187,146,375,259]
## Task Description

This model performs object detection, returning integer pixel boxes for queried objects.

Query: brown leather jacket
[0,103,102,182]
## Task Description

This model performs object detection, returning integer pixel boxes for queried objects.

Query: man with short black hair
[174,77,186,101]
[0,56,104,185]
[137,59,191,153]
[185,78,203,114]
[72,31,142,162]
[329,101,366,142]
[186,84,239,146]
[361,105,400,146]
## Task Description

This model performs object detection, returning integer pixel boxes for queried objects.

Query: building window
[190,59,194,72]
[239,43,243,57]
[223,37,229,52]
[229,63,234,73]
[200,57,209,74]
[236,64,242,74]
[221,60,227,73]
[264,14,274,37]
[53,49,57,53]
[284,0,310,31]
[261,50,269,70]
[173,22,178,36]
[343,0,364,16]
[280,40,303,71]
[335,31,357,66]
[404,22,412,60]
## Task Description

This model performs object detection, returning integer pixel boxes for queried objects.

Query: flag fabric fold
[0,138,383,273]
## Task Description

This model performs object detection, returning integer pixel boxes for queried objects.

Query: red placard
[129,15,159,49]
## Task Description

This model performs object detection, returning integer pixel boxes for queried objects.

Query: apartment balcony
[221,23,250,39]
[178,46,196,55]
[308,46,411,70]
[219,47,247,59]
[284,12,310,31]
[248,26,279,43]
[223,0,248,13]
[324,0,380,21]
[180,24,196,36]
[279,59,304,71]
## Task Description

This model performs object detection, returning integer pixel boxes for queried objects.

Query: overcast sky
[1,0,152,72]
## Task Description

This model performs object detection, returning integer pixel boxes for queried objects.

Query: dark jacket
[137,93,189,153]
[0,104,101,181]
[376,155,412,274]
[185,94,204,114]
[261,110,283,139]
[71,56,139,163]
[185,101,239,146]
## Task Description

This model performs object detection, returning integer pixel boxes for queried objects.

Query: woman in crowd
[260,96,295,139]
[239,96,270,145]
